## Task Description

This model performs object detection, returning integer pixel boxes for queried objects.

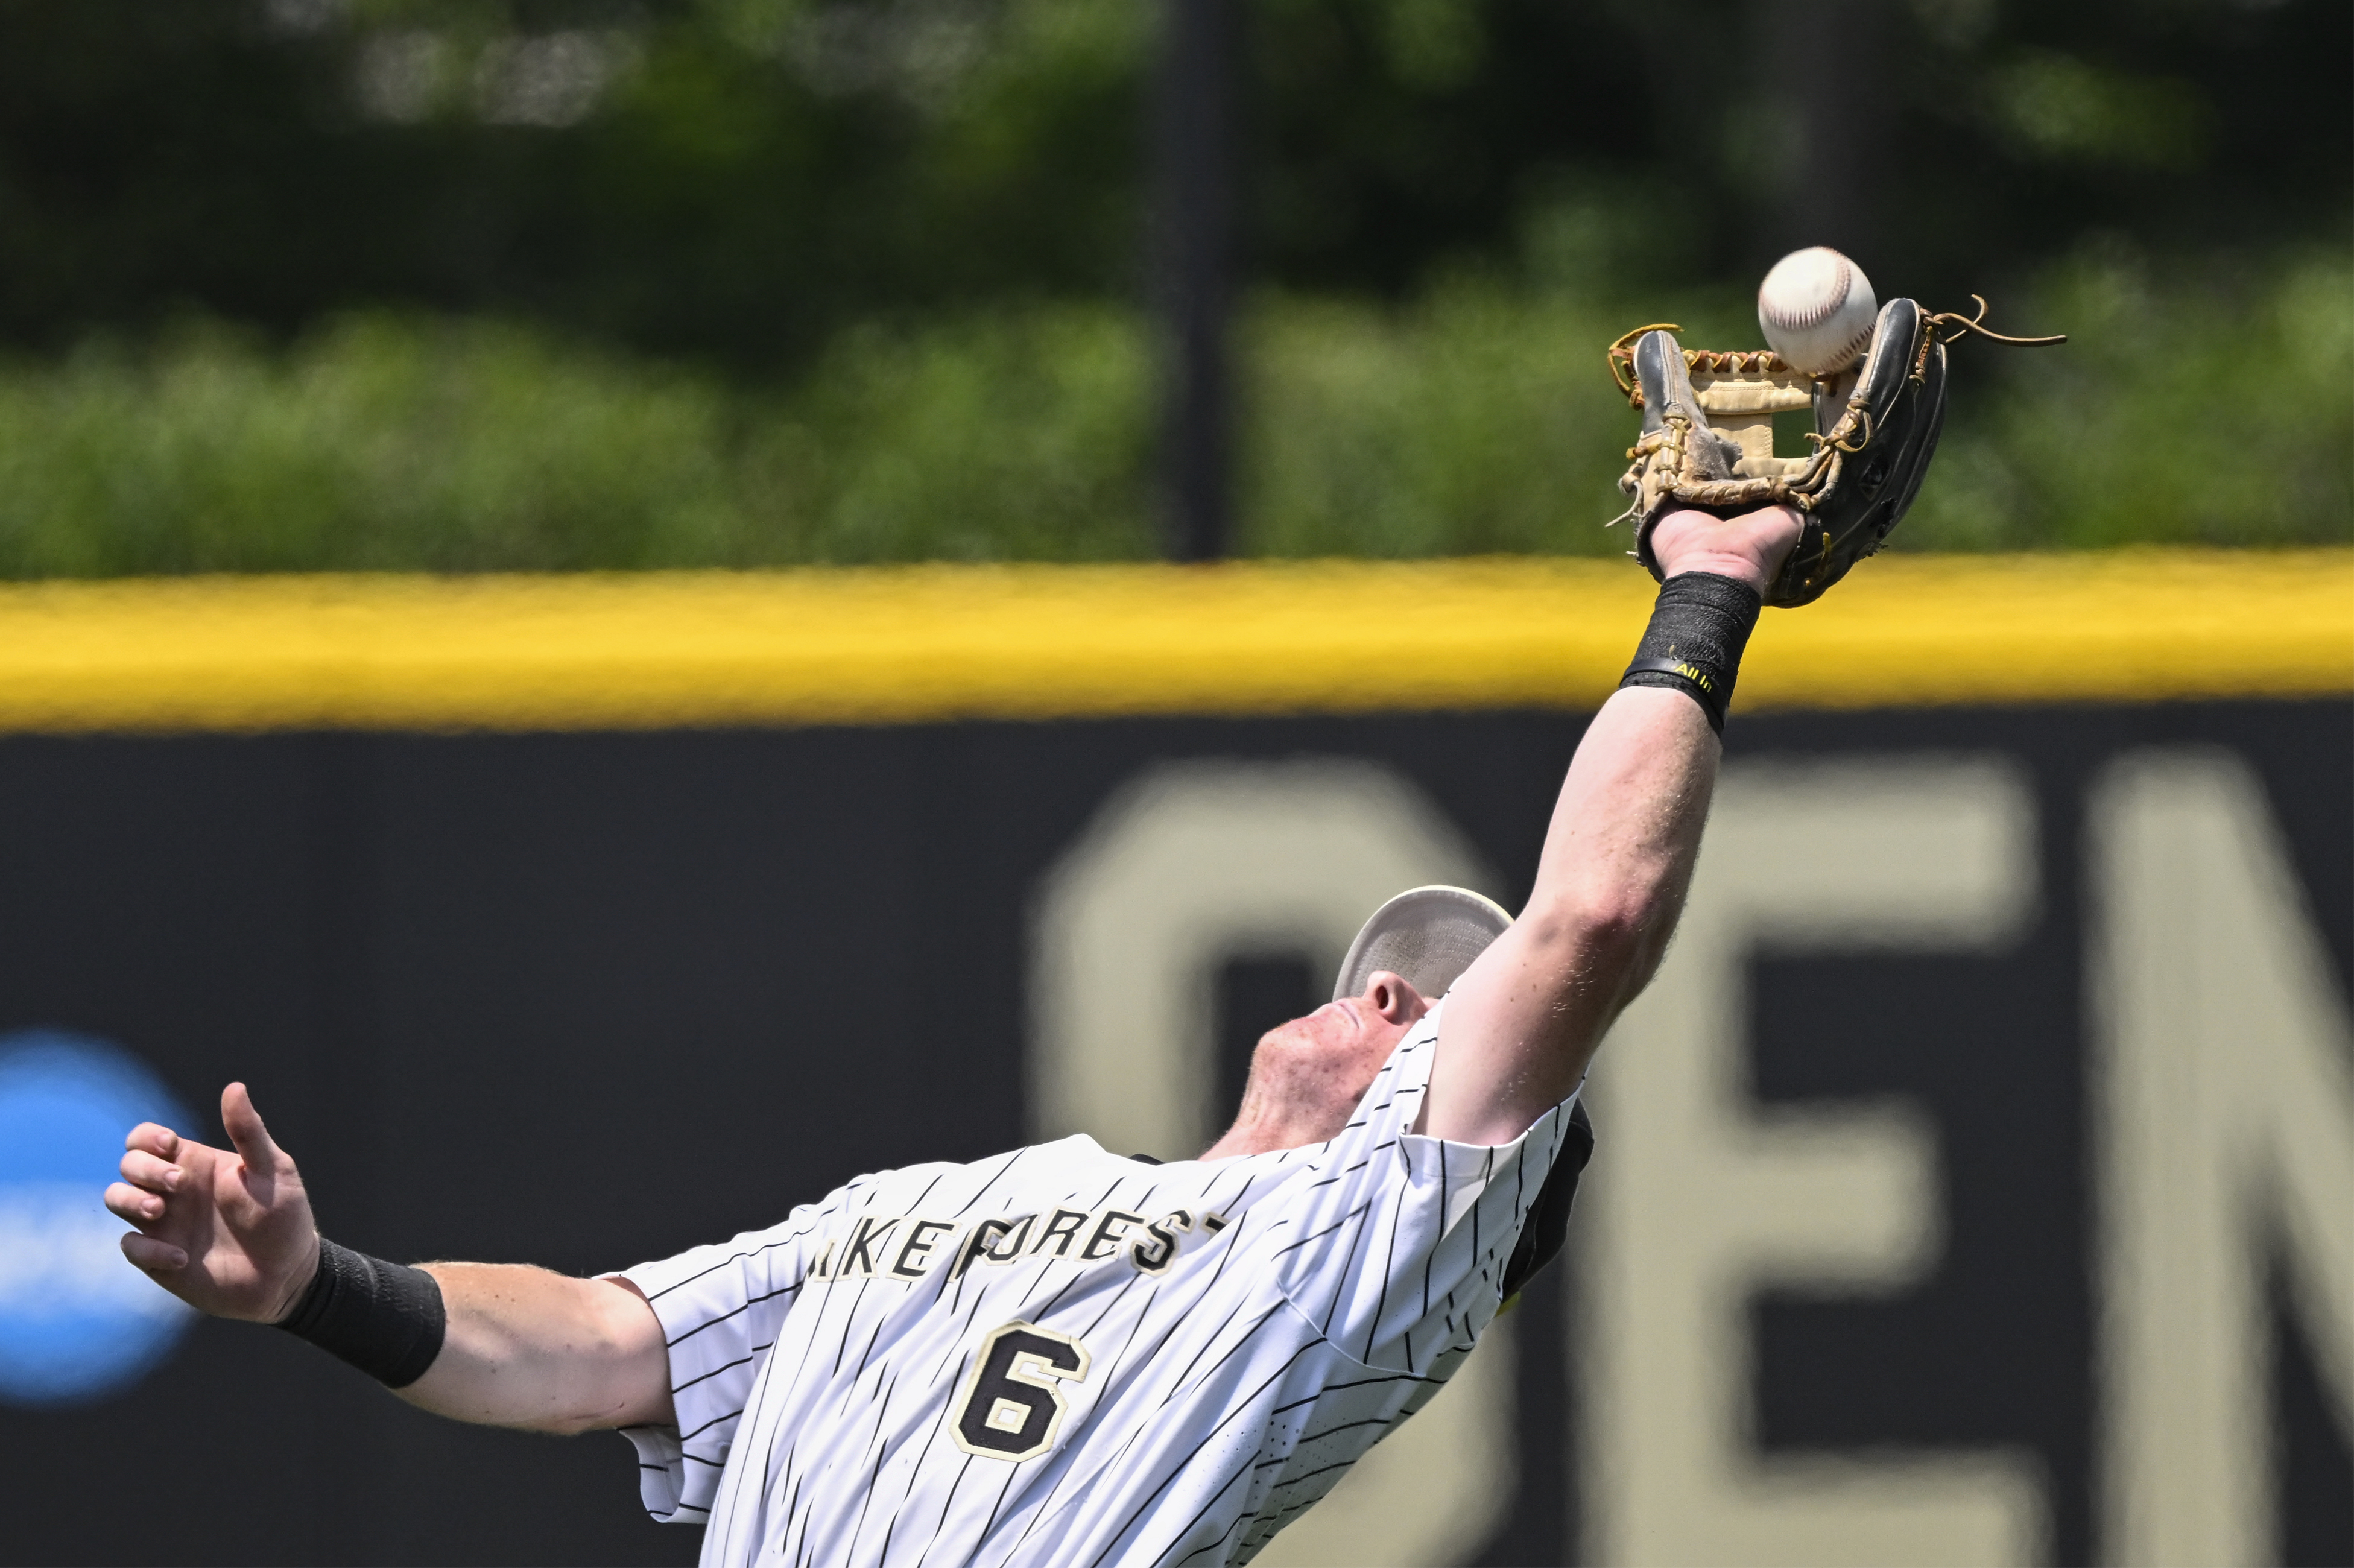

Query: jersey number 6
[951,1321,1093,1462]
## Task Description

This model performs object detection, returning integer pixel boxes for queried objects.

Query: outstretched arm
[106,1083,672,1434]
[402,1263,672,1434]
[1421,507,1799,1146]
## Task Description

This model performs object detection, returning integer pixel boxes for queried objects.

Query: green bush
[0,308,1157,574]
[0,317,747,574]
[1240,245,2353,557]
[752,308,1154,563]
[0,245,2341,577]
[1900,246,2353,551]
[1238,285,1639,558]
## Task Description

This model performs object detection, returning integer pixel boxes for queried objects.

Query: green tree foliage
[0,0,2344,567]
[2,0,2343,362]
[0,0,1150,365]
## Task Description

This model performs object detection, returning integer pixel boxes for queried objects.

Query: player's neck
[1200,1114,1306,1161]
[1198,1080,1357,1160]
[1200,1009,1409,1159]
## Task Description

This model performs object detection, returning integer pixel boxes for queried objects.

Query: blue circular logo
[0,1031,196,1405]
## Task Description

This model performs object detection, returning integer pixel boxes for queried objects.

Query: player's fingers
[121,1231,188,1272]
[220,1082,286,1170]
[125,1122,180,1161]
[106,1181,170,1225]
[117,1149,183,1196]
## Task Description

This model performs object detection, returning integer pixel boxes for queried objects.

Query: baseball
[1758,247,1878,377]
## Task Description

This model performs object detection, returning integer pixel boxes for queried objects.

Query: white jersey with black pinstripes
[615,1001,1578,1568]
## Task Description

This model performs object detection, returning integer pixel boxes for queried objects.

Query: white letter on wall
[1030,757,1512,1567]
[1581,757,2047,1567]
[2093,750,2354,1568]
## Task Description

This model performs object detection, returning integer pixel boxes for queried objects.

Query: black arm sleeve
[274,1238,448,1388]
[1618,571,1764,733]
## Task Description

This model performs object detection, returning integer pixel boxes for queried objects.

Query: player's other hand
[1649,504,1803,596]
[104,1082,321,1324]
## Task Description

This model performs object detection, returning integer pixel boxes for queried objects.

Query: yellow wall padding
[0,550,2343,733]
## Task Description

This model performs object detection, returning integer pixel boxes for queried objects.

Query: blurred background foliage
[0,0,2345,572]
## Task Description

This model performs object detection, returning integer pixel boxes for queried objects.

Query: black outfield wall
[0,700,2344,1566]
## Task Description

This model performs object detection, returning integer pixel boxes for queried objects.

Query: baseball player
[106,296,1975,1565]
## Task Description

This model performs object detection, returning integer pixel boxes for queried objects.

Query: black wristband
[274,1238,447,1388]
[1616,571,1763,734]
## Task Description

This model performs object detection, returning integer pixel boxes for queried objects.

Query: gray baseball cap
[1332,885,1513,1002]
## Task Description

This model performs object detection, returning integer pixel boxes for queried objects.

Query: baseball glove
[1607,297,2062,607]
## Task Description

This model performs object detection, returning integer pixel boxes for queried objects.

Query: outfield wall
[0,553,2344,1567]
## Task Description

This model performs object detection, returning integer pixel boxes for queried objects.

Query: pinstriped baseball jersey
[615,1004,1580,1567]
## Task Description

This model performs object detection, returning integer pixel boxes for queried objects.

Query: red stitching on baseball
[1769,262,1849,332]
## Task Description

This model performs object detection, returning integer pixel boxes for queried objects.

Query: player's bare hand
[1649,504,1803,596]
[104,1082,321,1324]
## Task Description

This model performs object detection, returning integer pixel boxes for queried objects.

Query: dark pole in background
[1154,0,1235,563]
[1761,0,1882,265]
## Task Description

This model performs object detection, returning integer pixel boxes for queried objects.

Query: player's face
[1202,971,1431,1159]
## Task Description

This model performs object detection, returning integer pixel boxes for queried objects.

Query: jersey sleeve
[1264,1004,1585,1375]
[610,1197,837,1525]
